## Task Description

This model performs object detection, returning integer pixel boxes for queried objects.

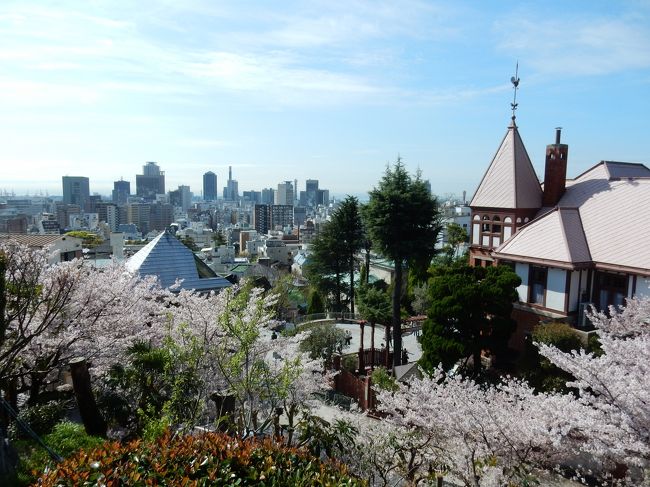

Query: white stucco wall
[546,268,566,312]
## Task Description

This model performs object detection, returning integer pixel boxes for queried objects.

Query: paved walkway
[332,322,423,362]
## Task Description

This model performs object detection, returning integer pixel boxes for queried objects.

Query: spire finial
[510,61,520,124]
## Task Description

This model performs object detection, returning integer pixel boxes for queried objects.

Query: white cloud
[495,14,650,76]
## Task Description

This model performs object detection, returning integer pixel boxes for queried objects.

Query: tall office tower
[294,179,298,203]
[223,165,239,201]
[88,195,102,213]
[112,179,131,205]
[62,176,90,211]
[179,185,192,211]
[136,162,165,201]
[275,181,294,206]
[301,179,319,206]
[253,204,271,235]
[317,189,330,206]
[261,188,275,205]
[203,171,217,201]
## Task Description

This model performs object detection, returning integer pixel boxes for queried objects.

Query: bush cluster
[37,431,364,486]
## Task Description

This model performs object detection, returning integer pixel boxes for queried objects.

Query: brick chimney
[542,128,569,207]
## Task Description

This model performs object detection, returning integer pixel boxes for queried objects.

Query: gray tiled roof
[126,231,231,291]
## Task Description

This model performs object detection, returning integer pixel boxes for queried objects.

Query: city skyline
[2,1,649,197]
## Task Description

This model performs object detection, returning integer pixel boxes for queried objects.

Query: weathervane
[511,61,520,123]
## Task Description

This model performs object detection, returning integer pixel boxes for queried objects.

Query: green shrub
[532,322,582,352]
[36,431,364,486]
[13,421,105,486]
[370,367,398,393]
[10,400,66,439]
[298,325,349,361]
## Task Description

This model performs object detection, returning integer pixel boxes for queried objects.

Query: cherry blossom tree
[538,297,650,471]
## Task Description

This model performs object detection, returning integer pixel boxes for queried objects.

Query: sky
[1,0,649,200]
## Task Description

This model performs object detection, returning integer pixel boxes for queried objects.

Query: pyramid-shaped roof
[495,207,591,267]
[470,122,542,209]
[126,230,231,292]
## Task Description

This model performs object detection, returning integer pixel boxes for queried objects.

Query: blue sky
[1,0,649,200]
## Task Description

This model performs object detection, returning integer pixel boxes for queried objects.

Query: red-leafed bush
[36,431,364,486]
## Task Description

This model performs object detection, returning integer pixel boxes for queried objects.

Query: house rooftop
[126,230,231,292]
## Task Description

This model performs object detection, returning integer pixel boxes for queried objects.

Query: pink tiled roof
[470,123,542,209]
[494,161,650,273]
[496,208,591,266]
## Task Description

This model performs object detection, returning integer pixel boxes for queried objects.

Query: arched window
[492,216,501,233]
[481,215,490,232]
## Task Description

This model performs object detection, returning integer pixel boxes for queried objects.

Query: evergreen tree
[420,264,521,376]
[363,159,442,367]
[331,196,363,314]
[305,221,346,311]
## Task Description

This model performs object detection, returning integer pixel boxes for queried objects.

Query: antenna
[510,61,520,124]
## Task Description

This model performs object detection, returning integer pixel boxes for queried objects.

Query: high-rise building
[62,176,90,211]
[203,171,217,201]
[149,202,174,231]
[275,181,294,206]
[271,204,294,229]
[112,179,131,205]
[317,189,330,206]
[96,202,118,232]
[253,204,271,235]
[127,203,151,234]
[261,188,275,205]
[136,162,165,201]
[223,165,239,201]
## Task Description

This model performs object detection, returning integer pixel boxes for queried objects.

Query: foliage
[436,222,468,266]
[371,367,398,393]
[64,231,102,248]
[533,322,583,351]
[36,431,363,486]
[537,297,650,470]
[363,158,442,367]
[213,230,227,247]
[306,197,363,314]
[306,288,325,314]
[420,264,520,376]
[98,335,203,438]
[10,400,67,439]
[333,196,364,313]
[367,297,650,486]
[297,415,359,460]
[298,325,348,362]
[305,221,346,311]
[13,421,105,487]
[0,242,168,405]
[178,235,199,251]
[356,284,391,326]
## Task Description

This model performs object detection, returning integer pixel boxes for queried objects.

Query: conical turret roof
[470,122,542,209]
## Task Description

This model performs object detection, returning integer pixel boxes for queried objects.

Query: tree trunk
[392,259,403,368]
[364,248,370,286]
[335,270,342,312]
[349,256,355,315]
[69,357,107,438]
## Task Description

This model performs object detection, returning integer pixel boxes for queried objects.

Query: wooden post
[358,322,365,373]
[370,323,376,369]
[69,357,107,438]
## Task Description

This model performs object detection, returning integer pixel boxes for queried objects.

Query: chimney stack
[542,127,569,207]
